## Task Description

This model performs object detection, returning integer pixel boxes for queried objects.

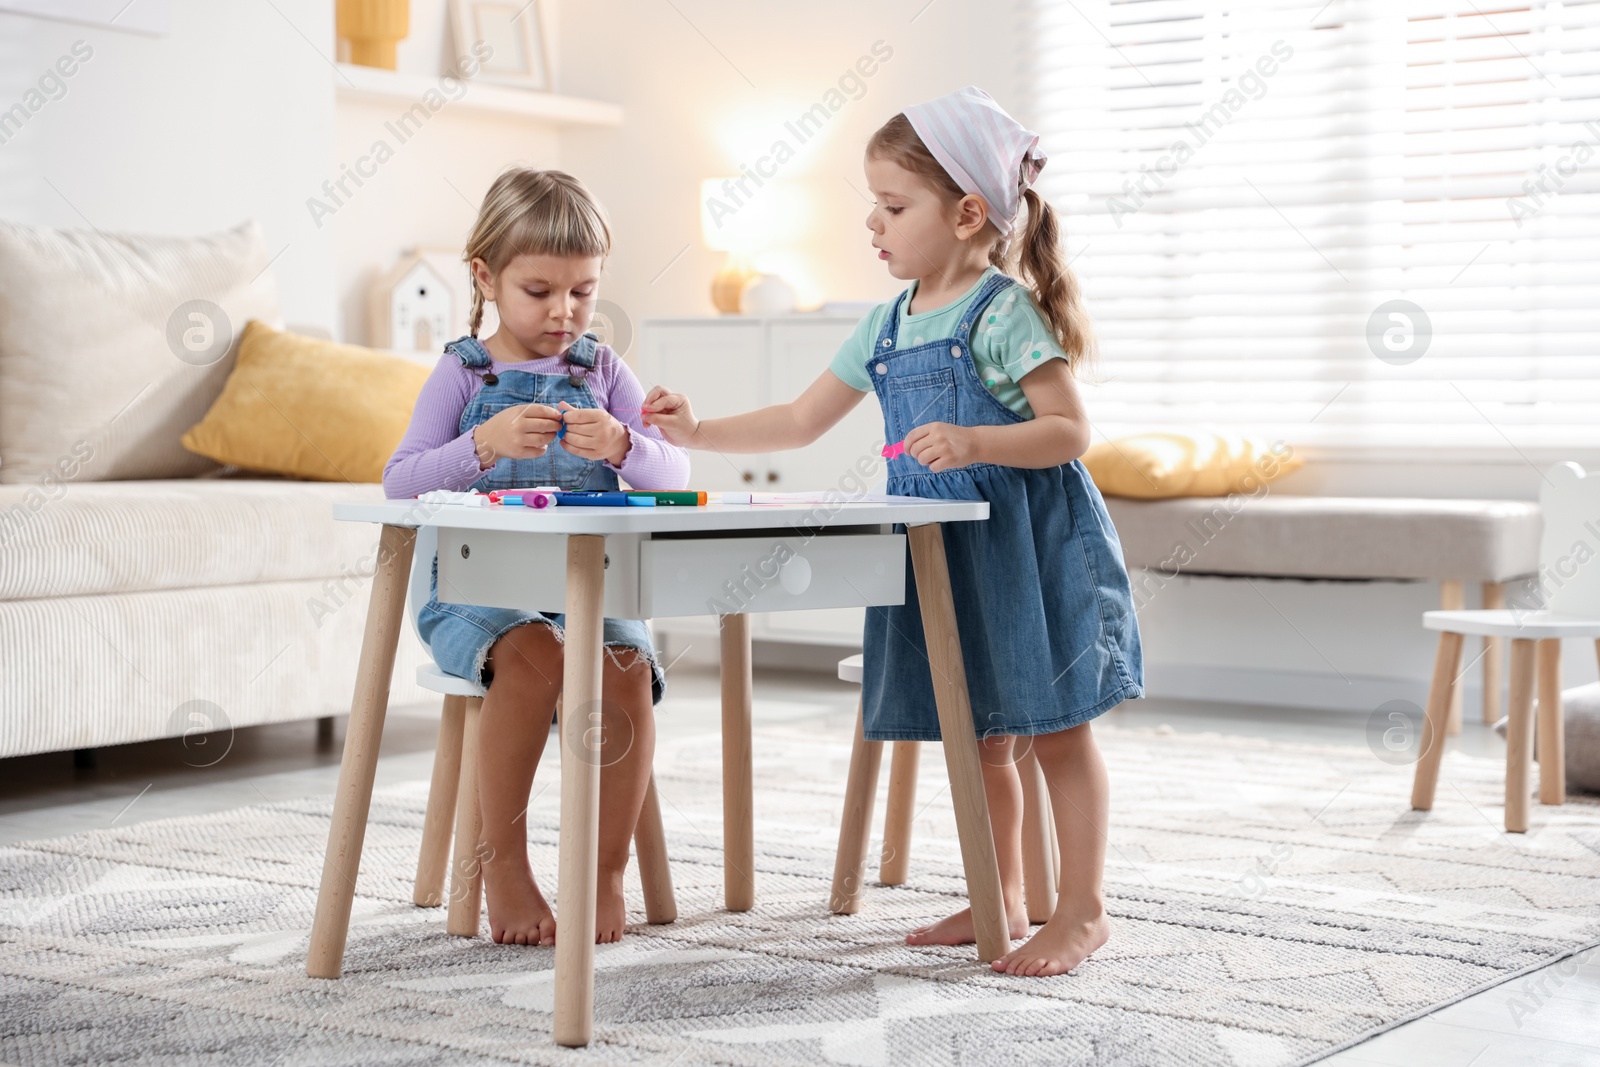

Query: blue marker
[552,491,655,507]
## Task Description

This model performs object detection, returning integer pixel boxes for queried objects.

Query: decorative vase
[740,273,798,315]
[337,0,410,71]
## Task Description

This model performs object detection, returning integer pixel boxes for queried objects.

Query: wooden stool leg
[1441,581,1465,735]
[1482,582,1505,724]
[879,741,919,886]
[635,774,677,924]
[414,694,467,907]
[307,523,414,979]
[554,534,607,1048]
[1537,638,1565,806]
[1411,630,1464,811]
[446,696,484,935]
[720,612,755,912]
[1018,743,1058,924]
[830,697,883,914]
[907,523,1009,963]
[1506,638,1537,832]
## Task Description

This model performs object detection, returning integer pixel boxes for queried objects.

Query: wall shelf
[335,63,623,127]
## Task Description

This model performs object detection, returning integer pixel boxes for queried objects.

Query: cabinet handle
[766,470,779,483]
[741,470,755,483]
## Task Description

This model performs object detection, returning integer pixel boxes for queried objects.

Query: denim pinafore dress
[414,332,665,702]
[860,272,1143,741]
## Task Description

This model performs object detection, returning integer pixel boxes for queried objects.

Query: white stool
[830,652,1060,922]
[406,525,676,933]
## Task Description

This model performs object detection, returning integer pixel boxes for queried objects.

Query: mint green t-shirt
[828,267,1067,420]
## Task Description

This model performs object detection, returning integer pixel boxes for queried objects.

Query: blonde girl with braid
[385,168,690,946]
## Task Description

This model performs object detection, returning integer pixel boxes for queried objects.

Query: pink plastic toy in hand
[881,440,906,459]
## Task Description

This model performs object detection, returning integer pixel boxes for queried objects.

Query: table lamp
[700,177,765,314]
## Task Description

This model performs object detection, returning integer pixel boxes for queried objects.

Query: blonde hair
[866,113,1094,373]
[462,168,612,337]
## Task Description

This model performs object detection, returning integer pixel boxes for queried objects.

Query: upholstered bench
[1103,495,1543,730]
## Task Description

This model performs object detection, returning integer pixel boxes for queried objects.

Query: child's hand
[640,385,699,447]
[473,403,563,467]
[557,401,630,465]
[905,422,980,472]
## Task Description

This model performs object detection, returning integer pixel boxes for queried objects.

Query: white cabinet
[638,315,888,647]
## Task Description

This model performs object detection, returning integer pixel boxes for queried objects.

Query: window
[1028,0,1600,453]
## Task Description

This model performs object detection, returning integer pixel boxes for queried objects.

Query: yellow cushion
[181,321,432,482]
[1081,430,1303,499]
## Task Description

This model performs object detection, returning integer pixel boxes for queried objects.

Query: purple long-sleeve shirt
[383,342,690,499]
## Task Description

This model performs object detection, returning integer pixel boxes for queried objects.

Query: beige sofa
[0,477,431,758]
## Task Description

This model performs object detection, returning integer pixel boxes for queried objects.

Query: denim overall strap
[445,334,492,370]
[564,332,600,368]
[445,332,602,371]
[951,272,1019,351]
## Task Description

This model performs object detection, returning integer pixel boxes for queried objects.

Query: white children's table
[306,494,999,1047]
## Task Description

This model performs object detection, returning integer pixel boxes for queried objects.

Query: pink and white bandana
[902,86,1046,236]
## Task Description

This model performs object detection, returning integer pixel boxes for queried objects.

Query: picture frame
[449,0,551,91]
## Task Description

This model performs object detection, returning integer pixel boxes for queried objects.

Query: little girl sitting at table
[384,168,690,946]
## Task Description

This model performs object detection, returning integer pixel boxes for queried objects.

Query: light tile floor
[1,665,1595,1066]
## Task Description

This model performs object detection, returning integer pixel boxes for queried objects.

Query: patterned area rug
[2,717,1598,1067]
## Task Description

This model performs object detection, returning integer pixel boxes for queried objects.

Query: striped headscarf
[902,86,1046,236]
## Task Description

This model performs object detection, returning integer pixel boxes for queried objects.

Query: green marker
[624,491,708,506]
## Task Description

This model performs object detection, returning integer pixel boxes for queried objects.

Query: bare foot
[482,858,556,946]
[596,866,628,944]
[905,904,1029,948]
[992,910,1110,977]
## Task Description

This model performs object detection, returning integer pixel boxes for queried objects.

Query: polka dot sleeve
[971,286,1068,393]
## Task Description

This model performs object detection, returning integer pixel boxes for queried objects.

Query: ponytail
[1011,187,1094,373]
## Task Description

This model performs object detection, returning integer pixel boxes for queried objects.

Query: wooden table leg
[1506,638,1537,833]
[1441,581,1465,735]
[1482,582,1505,724]
[1410,630,1463,811]
[880,742,919,886]
[307,523,415,979]
[553,534,606,1048]
[906,523,1009,963]
[1018,743,1059,924]
[414,694,466,907]
[831,696,883,914]
[1536,638,1565,806]
[720,612,755,912]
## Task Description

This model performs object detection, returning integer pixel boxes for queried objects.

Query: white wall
[329,0,563,344]
[0,0,336,331]
[557,0,1022,327]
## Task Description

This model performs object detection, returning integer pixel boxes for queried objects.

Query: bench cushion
[1104,495,1540,582]
[0,478,391,601]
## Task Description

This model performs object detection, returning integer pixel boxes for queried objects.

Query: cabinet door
[766,319,885,492]
[639,321,767,492]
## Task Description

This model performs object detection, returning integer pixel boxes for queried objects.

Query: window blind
[1026,0,1600,453]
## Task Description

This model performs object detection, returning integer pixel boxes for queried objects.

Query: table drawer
[642,533,904,618]
[435,530,645,618]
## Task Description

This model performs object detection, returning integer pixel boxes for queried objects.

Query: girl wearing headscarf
[644,87,1143,977]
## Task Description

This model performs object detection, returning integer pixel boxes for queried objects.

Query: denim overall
[860,273,1143,741]
[415,333,665,702]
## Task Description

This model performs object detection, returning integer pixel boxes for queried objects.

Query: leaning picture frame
[449,0,551,91]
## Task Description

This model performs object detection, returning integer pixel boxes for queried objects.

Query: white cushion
[0,219,281,483]
[0,478,391,600]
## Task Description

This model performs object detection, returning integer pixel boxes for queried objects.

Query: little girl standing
[385,168,690,946]
[644,88,1142,976]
